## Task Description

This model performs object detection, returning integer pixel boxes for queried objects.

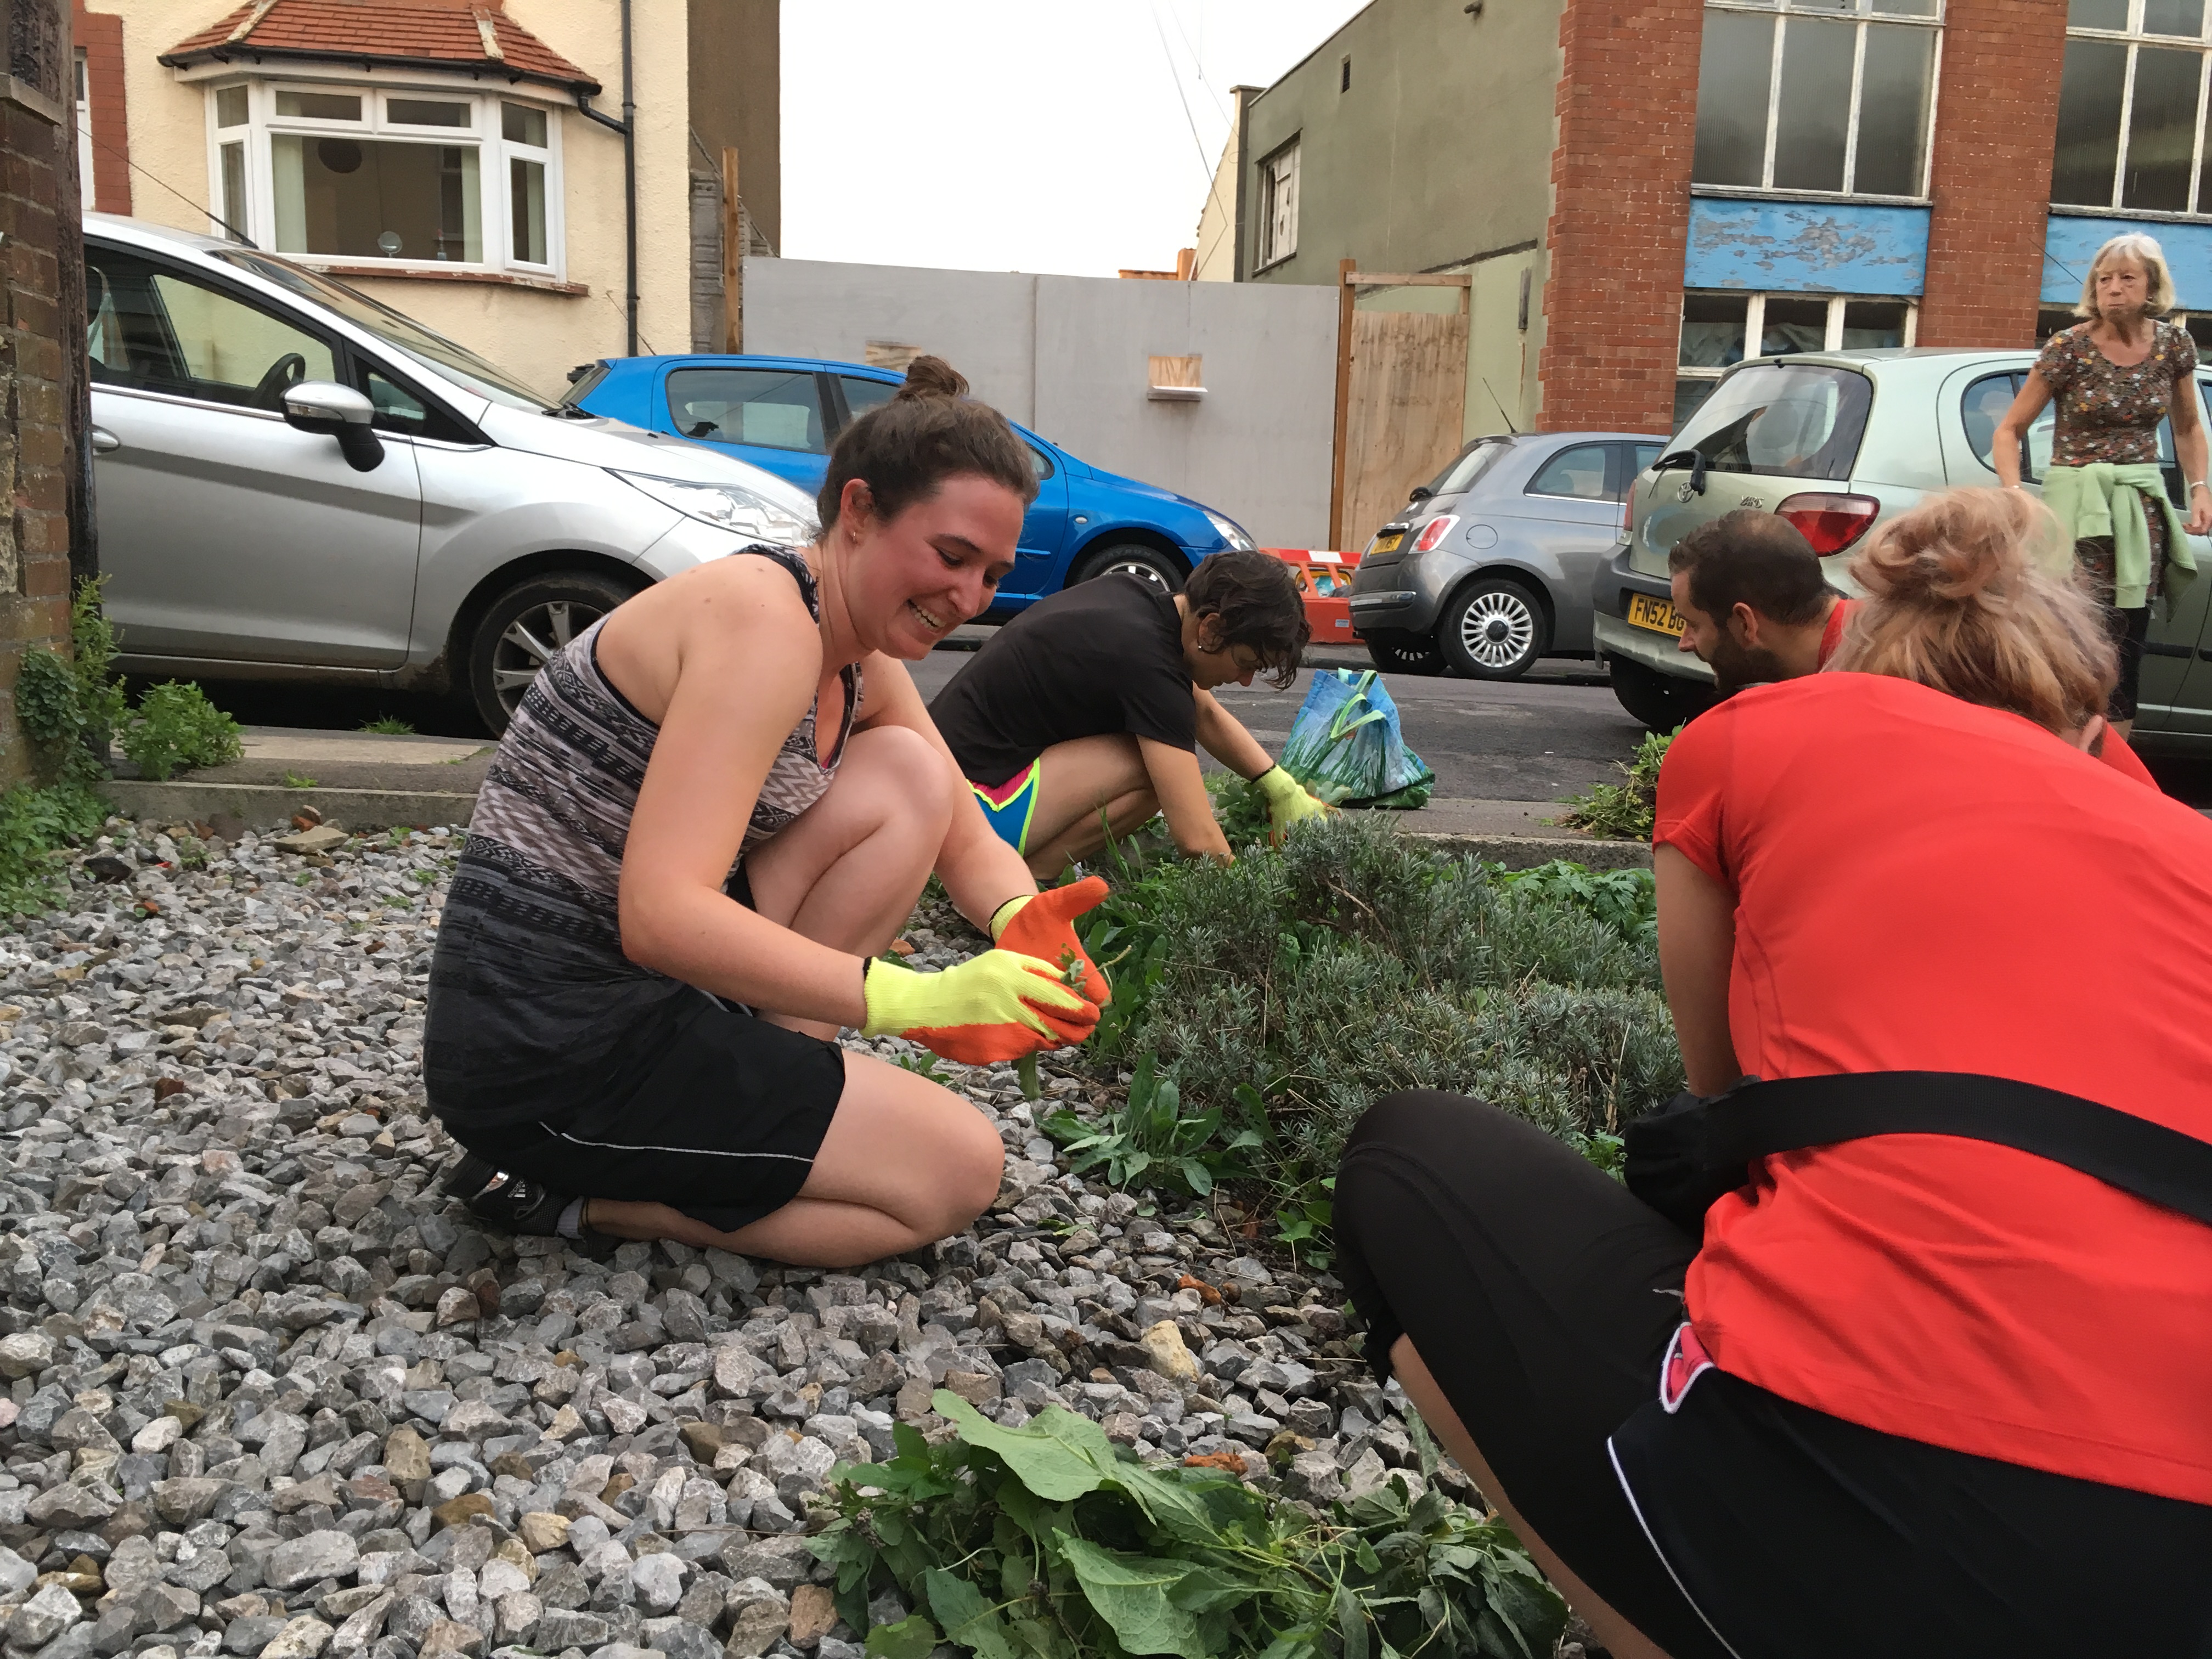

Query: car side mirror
[283,381,385,472]
[1407,485,1434,503]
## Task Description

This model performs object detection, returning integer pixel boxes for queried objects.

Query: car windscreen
[1669,363,1871,482]
[1428,438,1509,496]
[210,247,554,411]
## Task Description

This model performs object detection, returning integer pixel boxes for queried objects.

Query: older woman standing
[1994,231,2212,735]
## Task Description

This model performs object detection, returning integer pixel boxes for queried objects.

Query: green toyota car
[1590,346,2212,752]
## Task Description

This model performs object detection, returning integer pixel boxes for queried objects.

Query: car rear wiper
[1652,447,1708,496]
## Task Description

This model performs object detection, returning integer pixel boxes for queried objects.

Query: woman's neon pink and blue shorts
[969,758,1042,855]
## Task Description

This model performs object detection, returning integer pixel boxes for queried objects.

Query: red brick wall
[2,80,80,787]
[1538,0,1705,433]
[1917,0,2067,347]
[74,5,132,216]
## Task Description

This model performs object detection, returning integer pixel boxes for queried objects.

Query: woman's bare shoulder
[600,552,822,720]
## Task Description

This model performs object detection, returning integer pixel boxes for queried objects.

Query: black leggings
[1334,1092,2212,1659]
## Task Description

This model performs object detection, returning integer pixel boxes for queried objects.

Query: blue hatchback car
[563,354,1257,613]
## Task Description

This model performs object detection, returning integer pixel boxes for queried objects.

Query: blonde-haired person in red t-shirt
[1331,484,2212,1658]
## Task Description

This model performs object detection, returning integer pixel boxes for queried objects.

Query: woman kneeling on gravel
[424,357,1108,1267]
[1334,488,2212,1658]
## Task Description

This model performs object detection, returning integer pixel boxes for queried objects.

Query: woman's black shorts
[426,862,845,1235]
[1334,1091,2212,1659]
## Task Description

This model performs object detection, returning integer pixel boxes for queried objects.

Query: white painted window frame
[74,50,94,210]
[1256,139,1300,270]
[197,70,567,280]
[1676,289,1920,393]
[1701,0,1945,201]
[2059,0,2212,215]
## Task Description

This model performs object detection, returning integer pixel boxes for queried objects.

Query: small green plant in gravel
[360,716,416,734]
[0,781,107,916]
[15,578,129,788]
[1044,1054,1263,1198]
[283,771,319,790]
[812,1389,1567,1659]
[1555,727,1675,840]
[121,682,244,781]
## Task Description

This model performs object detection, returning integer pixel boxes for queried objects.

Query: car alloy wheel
[1440,577,1549,680]
[493,599,607,715]
[467,568,641,736]
[1072,541,1187,595]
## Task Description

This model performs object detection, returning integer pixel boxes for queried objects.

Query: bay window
[204,81,562,277]
[2053,0,2212,213]
[1692,0,1943,199]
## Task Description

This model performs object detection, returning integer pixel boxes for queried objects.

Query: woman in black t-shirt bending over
[929,550,1326,875]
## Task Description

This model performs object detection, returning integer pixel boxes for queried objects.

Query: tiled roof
[160,0,600,96]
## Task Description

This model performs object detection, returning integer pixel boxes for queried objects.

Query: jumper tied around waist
[2041,462,2194,610]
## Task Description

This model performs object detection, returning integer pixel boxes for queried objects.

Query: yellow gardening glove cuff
[860,949,1099,1064]
[1256,765,1333,844]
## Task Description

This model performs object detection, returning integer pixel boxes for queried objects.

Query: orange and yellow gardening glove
[860,948,1099,1064]
[989,876,1112,1007]
[1255,765,1333,845]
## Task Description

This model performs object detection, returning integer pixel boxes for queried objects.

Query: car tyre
[1606,656,1715,733]
[1362,633,1448,676]
[467,569,640,736]
[1439,575,1549,680]
[1070,542,1187,595]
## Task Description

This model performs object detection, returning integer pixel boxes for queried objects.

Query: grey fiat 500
[1349,431,1664,679]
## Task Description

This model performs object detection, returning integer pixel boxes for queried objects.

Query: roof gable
[160,0,600,97]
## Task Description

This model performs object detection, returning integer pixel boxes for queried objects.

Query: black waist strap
[1623,1070,2212,1234]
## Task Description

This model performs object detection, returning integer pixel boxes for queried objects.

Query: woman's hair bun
[895,355,969,402]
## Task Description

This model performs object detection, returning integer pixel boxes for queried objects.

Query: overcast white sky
[778,1,1369,278]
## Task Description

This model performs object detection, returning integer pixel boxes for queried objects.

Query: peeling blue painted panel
[1684,198,1929,295]
[2043,215,2212,310]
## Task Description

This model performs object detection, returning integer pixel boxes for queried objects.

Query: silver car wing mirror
[283,381,385,473]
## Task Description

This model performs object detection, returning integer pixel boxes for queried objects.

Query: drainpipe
[573,0,637,355]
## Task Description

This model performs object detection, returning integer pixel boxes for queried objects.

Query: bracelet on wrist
[2190,480,2210,495]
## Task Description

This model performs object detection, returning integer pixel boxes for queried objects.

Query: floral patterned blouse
[2036,319,2197,467]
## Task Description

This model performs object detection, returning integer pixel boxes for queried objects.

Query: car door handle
[91,427,120,454]
[2143,641,2192,658]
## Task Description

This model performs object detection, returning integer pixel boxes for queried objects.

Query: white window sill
[290,258,585,296]
[2048,202,2212,224]
[1690,184,1932,208]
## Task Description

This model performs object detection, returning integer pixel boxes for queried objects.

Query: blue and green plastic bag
[1280,668,1435,809]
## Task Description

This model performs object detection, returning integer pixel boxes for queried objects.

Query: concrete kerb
[101,778,1655,870]
[100,780,478,833]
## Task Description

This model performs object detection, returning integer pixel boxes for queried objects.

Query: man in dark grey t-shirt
[929,550,1329,876]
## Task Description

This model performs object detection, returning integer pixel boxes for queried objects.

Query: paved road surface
[173,637,2212,813]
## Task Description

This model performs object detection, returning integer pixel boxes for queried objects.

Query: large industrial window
[1691,0,1943,199]
[1257,140,1300,269]
[2052,0,2212,212]
[202,81,564,277]
[1675,289,1916,427]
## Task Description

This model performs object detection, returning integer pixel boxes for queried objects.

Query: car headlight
[612,470,817,544]
[1202,508,1256,552]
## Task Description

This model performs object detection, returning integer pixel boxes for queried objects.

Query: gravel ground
[0,816,1472,1659]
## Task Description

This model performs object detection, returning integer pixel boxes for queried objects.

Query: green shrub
[1556,726,1676,840]
[121,682,244,781]
[15,579,129,788]
[0,781,106,917]
[1069,816,1681,1228]
[811,1387,1568,1659]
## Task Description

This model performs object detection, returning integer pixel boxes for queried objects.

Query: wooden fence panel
[1339,311,1468,554]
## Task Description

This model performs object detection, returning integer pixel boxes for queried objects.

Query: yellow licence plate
[1627,592,1685,637]
[1369,531,1404,555]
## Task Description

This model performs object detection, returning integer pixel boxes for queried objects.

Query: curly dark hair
[1183,549,1310,690]
[815,356,1038,534]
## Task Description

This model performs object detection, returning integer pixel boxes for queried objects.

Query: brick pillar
[74,4,131,215]
[0,3,80,789]
[1917,0,2068,347]
[1538,0,1704,433]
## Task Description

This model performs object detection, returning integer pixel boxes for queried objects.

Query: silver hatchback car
[84,215,818,733]
[1349,431,1664,678]
[1590,346,2212,750]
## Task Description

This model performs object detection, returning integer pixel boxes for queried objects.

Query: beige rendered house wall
[87,0,693,398]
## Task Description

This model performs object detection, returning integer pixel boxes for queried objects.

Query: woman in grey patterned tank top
[426,358,1110,1266]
